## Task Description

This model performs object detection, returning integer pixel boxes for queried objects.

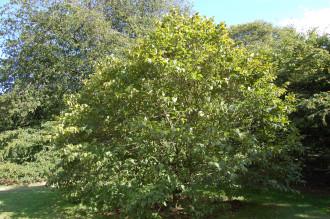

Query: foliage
[0,161,48,185]
[0,123,52,163]
[0,0,129,128]
[0,149,56,185]
[85,0,192,37]
[0,121,58,184]
[51,12,302,218]
[0,0,191,184]
[230,22,330,186]
[0,0,190,132]
[230,21,284,48]
[298,92,330,127]
[271,32,330,185]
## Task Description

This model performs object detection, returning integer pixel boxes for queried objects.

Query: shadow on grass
[221,190,330,219]
[0,185,81,219]
[0,185,329,219]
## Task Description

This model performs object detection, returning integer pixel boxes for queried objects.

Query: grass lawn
[0,184,329,219]
[0,184,103,219]
[222,189,330,219]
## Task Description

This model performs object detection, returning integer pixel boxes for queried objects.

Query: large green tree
[52,12,301,218]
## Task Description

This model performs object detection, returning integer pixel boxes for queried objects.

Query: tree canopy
[52,12,301,217]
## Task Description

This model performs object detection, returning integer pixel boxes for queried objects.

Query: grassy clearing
[0,185,329,219]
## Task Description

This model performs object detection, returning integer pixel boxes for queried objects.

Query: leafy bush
[299,92,330,127]
[0,122,58,184]
[51,12,302,218]
[0,150,56,185]
[0,129,46,164]
[0,122,55,163]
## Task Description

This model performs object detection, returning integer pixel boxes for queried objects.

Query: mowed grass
[222,189,330,219]
[0,184,329,219]
[0,184,104,219]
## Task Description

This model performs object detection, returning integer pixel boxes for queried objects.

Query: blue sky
[194,0,330,33]
[194,0,330,24]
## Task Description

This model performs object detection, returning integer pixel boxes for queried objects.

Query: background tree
[0,0,191,183]
[230,22,330,187]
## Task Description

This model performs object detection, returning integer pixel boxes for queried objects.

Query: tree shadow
[221,190,330,219]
